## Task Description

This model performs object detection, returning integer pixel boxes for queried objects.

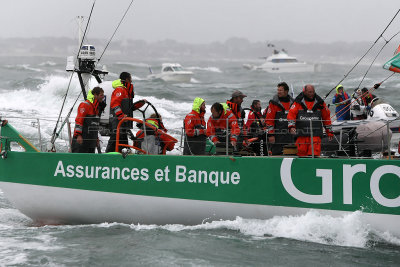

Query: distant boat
[243,49,317,73]
[148,63,193,83]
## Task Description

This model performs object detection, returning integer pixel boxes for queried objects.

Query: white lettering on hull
[281,158,332,203]
[370,166,400,207]
[280,158,400,208]
[53,161,240,187]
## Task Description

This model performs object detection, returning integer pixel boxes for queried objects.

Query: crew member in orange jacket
[106,72,134,152]
[265,82,294,155]
[226,90,247,128]
[245,100,263,137]
[135,114,175,154]
[207,102,240,149]
[287,84,333,157]
[183,97,207,155]
[72,87,104,153]
[245,99,266,156]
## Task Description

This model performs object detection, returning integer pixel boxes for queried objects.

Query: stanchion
[310,119,314,158]
[37,118,42,152]
[226,118,229,156]
[387,121,391,160]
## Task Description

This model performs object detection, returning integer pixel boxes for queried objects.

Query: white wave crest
[190,78,201,83]
[38,61,57,66]
[186,66,222,73]
[5,64,43,72]
[115,62,150,68]
[125,210,400,248]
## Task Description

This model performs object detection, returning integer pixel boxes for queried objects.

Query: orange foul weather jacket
[110,79,134,120]
[287,93,333,156]
[184,110,206,137]
[136,118,175,152]
[73,97,100,150]
[245,108,263,136]
[184,99,206,138]
[207,110,241,144]
[265,95,293,134]
[183,97,207,155]
[74,99,99,137]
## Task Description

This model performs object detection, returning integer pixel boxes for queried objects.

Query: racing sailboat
[0,7,399,237]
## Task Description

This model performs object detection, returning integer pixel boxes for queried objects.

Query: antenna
[76,16,84,48]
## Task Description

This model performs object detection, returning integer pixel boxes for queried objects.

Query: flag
[383,45,400,73]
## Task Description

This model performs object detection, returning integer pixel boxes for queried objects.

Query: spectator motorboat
[148,63,193,83]
[243,49,316,73]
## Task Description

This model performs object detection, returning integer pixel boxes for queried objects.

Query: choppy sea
[0,55,400,266]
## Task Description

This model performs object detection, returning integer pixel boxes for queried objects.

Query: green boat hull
[0,123,399,235]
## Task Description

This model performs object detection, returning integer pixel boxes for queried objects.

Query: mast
[65,16,108,100]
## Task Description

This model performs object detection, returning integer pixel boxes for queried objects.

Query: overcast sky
[1,0,400,44]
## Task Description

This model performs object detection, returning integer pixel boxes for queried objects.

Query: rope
[324,8,400,100]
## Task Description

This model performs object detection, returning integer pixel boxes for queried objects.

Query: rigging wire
[50,0,135,148]
[330,27,400,121]
[324,8,400,100]
[357,30,400,89]
[49,0,97,150]
[76,1,96,62]
[331,72,395,122]
[98,0,134,62]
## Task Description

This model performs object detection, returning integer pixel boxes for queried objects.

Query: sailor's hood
[87,89,94,103]
[112,79,125,89]
[192,97,205,113]
[335,84,344,94]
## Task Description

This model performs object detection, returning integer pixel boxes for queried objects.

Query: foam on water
[186,66,222,73]
[115,62,150,68]
[0,75,81,115]
[0,206,61,266]
[0,75,200,152]
[4,64,43,72]
[134,93,195,131]
[208,83,243,89]
[38,61,57,66]
[121,210,400,248]
[190,78,201,83]
[0,208,32,230]
[0,233,62,266]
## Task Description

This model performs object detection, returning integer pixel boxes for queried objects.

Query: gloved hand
[374,83,381,89]
[98,101,107,115]
[353,105,360,111]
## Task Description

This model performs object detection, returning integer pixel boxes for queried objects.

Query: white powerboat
[243,49,316,73]
[148,63,193,83]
